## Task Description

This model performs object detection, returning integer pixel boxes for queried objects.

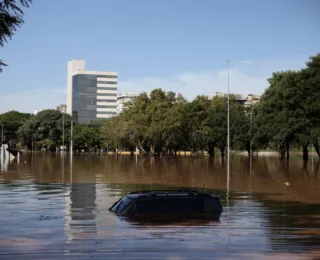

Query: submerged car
[109,190,223,222]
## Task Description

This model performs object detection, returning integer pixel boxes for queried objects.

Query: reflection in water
[0,154,319,259]
[65,183,97,243]
[0,145,14,172]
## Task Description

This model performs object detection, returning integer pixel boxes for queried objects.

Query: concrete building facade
[209,92,261,107]
[67,60,118,123]
[56,104,67,113]
[244,94,261,107]
[116,92,136,114]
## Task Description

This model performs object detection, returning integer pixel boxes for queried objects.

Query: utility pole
[70,118,73,154]
[227,60,230,180]
[62,112,65,151]
[250,108,253,166]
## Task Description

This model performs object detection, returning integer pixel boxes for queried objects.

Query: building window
[98,75,117,79]
[98,81,117,85]
[97,87,117,90]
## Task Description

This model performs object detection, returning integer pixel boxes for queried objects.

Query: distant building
[244,94,261,107]
[67,60,118,123]
[56,104,67,113]
[209,92,245,104]
[117,92,136,114]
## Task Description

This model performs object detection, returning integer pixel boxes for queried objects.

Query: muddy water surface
[0,154,319,259]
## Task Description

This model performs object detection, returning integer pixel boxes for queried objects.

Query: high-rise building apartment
[117,92,136,114]
[67,60,118,123]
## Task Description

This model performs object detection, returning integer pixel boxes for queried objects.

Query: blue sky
[0,0,319,113]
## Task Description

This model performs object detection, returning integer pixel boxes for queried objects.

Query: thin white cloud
[119,69,269,101]
[119,57,307,100]
[0,87,66,114]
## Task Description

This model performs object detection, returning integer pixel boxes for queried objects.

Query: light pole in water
[70,118,73,154]
[226,59,231,247]
[62,112,65,151]
[227,60,230,181]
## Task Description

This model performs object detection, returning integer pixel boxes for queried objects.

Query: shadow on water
[0,154,319,259]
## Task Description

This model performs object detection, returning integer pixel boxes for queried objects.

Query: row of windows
[97,111,117,115]
[99,93,117,97]
[98,81,117,85]
[97,99,116,102]
[98,75,117,79]
[97,105,117,109]
[97,87,117,90]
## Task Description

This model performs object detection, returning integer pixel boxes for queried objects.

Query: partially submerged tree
[18,109,71,150]
[0,110,31,143]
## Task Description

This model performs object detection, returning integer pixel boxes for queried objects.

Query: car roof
[126,190,220,199]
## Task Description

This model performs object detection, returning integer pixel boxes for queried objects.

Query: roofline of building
[73,70,118,76]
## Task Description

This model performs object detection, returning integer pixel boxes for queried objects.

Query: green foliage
[0,0,32,72]
[73,121,104,151]
[100,91,251,156]
[17,109,71,150]
[254,53,320,159]
[0,110,31,143]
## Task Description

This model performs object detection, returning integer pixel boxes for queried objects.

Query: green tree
[146,89,186,155]
[254,53,320,160]
[73,121,104,152]
[201,95,249,157]
[0,110,31,144]
[18,109,71,150]
[0,0,32,72]
[184,96,211,154]
[121,92,150,154]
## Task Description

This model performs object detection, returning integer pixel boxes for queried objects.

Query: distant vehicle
[109,190,223,222]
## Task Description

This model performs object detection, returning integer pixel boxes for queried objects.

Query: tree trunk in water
[313,140,320,159]
[303,145,308,161]
[279,145,285,160]
[286,142,290,160]
[161,146,167,156]
[207,144,215,157]
[150,144,155,156]
[219,147,225,158]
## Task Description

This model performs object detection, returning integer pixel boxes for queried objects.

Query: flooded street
[0,154,319,259]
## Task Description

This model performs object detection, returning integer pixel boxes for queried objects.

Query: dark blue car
[109,190,223,222]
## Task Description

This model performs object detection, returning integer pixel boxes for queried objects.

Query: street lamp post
[70,118,73,154]
[227,60,230,179]
[62,112,65,151]
[250,108,253,166]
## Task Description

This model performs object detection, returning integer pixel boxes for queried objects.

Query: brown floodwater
[0,154,319,260]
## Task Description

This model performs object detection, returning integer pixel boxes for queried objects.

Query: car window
[135,197,205,214]
[116,196,132,213]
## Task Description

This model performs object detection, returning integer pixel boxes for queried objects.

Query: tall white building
[117,92,136,114]
[67,60,118,123]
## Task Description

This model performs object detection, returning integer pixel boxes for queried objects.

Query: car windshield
[110,196,132,213]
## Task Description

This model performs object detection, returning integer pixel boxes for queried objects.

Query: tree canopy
[18,109,72,150]
[0,110,31,143]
